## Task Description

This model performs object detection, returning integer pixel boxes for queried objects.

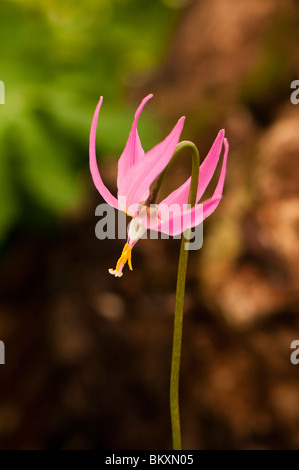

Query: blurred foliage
[0,0,180,242]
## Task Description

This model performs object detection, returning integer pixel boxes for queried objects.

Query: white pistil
[127,217,147,245]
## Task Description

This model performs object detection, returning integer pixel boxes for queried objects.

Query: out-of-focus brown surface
[1,0,299,449]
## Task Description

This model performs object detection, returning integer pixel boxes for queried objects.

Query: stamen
[109,243,133,277]
[109,206,159,278]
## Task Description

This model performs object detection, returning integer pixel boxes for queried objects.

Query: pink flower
[89,94,229,277]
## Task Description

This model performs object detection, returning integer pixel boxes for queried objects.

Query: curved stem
[170,142,199,450]
[149,141,200,450]
[146,141,198,206]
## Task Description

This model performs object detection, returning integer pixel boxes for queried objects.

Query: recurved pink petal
[118,116,185,212]
[196,129,225,202]
[89,97,119,209]
[153,137,229,236]
[158,129,225,209]
[117,94,153,192]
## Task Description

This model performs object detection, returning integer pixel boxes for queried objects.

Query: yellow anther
[109,243,133,277]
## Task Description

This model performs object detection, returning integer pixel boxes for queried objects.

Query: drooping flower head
[89,94,228,277]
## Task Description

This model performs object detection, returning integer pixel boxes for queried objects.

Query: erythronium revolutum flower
[90,95,229,450]
[89,94,229,277]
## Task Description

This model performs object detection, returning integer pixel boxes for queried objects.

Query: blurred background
[0,0,299,449]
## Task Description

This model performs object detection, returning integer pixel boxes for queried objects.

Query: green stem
[147,141,198,206]
[149,141,200,450]
[170,142,199,450]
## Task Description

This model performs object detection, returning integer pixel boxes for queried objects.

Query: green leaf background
[0,0,180,242]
